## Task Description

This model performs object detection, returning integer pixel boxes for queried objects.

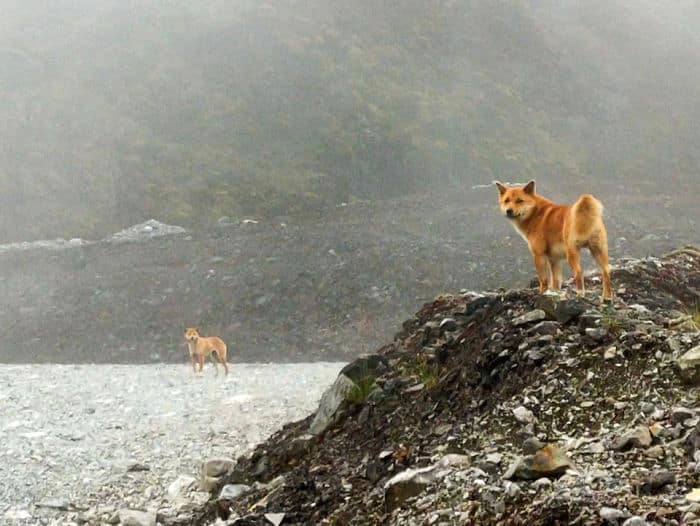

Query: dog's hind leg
[566,247,585,296]
[221,354,229,376]
[215,350,229,375]
[589,230,613,302]
[209,353,219,376]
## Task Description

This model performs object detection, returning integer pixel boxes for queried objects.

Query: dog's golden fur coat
[495,180,612,301]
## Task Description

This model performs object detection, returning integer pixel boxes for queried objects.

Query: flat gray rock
[309,373,358,435]
[513,309,547,326]
[118,509,157,526]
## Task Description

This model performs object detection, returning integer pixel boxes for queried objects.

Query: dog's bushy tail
[570,194,604,240]
[573,194,602,216]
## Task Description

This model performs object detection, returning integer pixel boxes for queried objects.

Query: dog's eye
[516,198,524,204]
[504,198,510,204]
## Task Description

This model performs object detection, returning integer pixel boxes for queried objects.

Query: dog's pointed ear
[523,180,536,195]
[495,181,507,195]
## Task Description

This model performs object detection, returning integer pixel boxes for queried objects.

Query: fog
[0,0,698,242]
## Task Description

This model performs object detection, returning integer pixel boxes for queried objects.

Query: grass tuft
[345,365,377,405]
[415,355,440,389]
[600,311,625,335]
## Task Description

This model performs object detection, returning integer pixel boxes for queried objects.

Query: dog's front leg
[532,252,549,293]
[549,258,563,290]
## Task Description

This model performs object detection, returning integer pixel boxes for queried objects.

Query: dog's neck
[509,197,544,238]
[512,204,537,230]
[510,218,531,244]
[510,195,560,237]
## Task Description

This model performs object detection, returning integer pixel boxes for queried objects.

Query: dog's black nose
[506,208,515,217]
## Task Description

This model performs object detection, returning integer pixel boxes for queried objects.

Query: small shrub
[345,374,377,405]
[415,355,440,389]
[691,303,700,330]
[600,312,624,335]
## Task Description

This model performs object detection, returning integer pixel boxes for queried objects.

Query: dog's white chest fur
[511,223,530,246]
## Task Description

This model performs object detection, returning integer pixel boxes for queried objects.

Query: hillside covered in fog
[1,0,699,241]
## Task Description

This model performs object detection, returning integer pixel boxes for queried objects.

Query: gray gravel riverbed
[0,363,343,524]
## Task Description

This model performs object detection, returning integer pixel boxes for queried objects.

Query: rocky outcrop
[191,247,699,525]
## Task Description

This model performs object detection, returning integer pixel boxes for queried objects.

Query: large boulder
[677,345,700,385]
[503,444,572,480]
[308,373,357,435]
[202,458,235,478]
[384,454,470,511]
[218,484,253,501]
[309,354,386,435]
[610,426,652,451]
[118,509,156,526]
[200,458,236,492]
[167,475,197,500]
[513,309,546,326]
[338,354,387,383]
[533,294,588,323]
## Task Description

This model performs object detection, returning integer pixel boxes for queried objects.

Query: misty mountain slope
[1,1,699,241]
[0,191,693,365]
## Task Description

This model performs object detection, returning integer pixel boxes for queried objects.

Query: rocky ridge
[190,246,700,525]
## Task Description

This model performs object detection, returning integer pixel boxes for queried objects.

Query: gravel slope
[0,362,343,525]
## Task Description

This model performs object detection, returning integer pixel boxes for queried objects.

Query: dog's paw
[600,296,614,308]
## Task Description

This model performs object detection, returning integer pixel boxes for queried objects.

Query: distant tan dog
[184,328,229,375]
[495,180,612,301]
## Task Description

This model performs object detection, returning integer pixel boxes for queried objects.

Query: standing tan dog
[495,180,612,301]
[184,328,229,375]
